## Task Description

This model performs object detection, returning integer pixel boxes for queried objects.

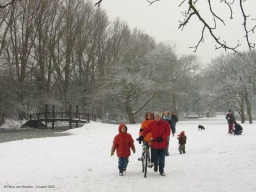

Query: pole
[52,105,55,129]
[76,105,78,128]
[69,104,72,129]
[45,104,48,128]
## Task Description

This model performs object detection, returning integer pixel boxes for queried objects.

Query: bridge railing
[27,104,100,129]
[29,112,98,122]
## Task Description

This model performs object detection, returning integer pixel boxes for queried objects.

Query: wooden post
[45,104,48,128]
[76,105,78,128]
[37,108,40,128]
[52,105,55,129]
[69,104,72,129]
[87,114,90,123]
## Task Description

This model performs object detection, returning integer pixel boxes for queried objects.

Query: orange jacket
[139,119,154,143]
[112,124,135,158]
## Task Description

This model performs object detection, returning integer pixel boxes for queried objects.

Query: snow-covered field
[0,116,255,192]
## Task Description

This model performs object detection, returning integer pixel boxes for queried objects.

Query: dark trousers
[179,145,186,154]
[234,130,242,135]
[151,148,166,173]
[118,157,129,172]
[172,122,176,135]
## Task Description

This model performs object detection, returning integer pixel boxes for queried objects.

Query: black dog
[198,125,205,131]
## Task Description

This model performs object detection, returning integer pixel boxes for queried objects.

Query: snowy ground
[0,116,256,192]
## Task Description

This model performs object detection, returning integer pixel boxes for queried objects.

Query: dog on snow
[198,125,205,131]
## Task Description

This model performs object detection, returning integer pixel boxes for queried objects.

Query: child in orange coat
[177,131,187,154]
[111,124,135,176]
[139,112,154,142]
[139,112,154,165]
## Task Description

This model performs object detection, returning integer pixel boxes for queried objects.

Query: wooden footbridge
[22,104,98,129]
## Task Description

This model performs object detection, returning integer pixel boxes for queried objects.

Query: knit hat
[180,131,185,135]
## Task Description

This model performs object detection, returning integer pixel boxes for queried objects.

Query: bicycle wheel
[144,153,148,178]
[141,153,145,172]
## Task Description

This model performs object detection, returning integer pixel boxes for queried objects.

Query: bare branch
[178,12,196,30]
[94,0,254,53]
[208,0,225,25]
[189,26,206,52]
[0,0,21,8]
[220,0,235,19]
[179,0,186,7]
[95,0,103,7]
[179,0,241,53]
[147,0,161,6]
[239,0,255,50]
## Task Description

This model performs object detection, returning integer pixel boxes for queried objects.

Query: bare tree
[0,0,20,9]
[202,52,255,123]
[95,0,256,54]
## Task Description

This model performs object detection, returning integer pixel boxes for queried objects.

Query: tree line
[0,0,255,125]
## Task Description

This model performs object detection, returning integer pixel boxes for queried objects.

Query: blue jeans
[151,148,166,173]
[118,157,129,172]
[172,122,176,134]
[234,130,242,135]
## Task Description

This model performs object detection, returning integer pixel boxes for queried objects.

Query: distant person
[177,131,187,154]
[137,112,170,176]
[111,124,136,176]
[139,112,154,165]
[226,110,235,134]
[162,111,174,156]
[171,111,178,136]
[233,121,243,135]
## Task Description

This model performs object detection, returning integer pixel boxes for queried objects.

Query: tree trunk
[244,92,253,124]
[247,102,253,124]
[240,98,245,123]
[125,102,136,124]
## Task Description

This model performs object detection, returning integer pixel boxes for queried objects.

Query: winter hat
[180,131,185,135]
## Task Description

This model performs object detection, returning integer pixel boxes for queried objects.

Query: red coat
[141,120,171,149]
[112,124,135,158]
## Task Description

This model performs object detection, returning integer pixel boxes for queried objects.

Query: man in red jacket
[138,112,171,176]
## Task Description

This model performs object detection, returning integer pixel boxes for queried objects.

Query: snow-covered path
[0,117,255,192]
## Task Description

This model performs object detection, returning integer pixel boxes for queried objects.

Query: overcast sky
[97,0,256,64]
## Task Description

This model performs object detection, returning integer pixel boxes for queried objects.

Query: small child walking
[111,124,136,176]
[177,131,187,154]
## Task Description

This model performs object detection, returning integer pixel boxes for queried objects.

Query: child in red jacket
[111,124,136,176]
[177,131,187,154]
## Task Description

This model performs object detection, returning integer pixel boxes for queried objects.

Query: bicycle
[138,141,153,178]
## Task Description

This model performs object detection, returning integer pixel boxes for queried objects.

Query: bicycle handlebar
[136,138,158,144]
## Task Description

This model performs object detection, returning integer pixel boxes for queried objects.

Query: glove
[111,151,114,156]
[133,149,136,154]
[157,137,163,142]
[136,136,144,144]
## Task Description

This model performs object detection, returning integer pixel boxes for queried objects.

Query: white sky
[0,117,256,192]
[98,0,256,64]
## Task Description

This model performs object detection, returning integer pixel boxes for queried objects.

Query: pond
[0,127,71,144]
